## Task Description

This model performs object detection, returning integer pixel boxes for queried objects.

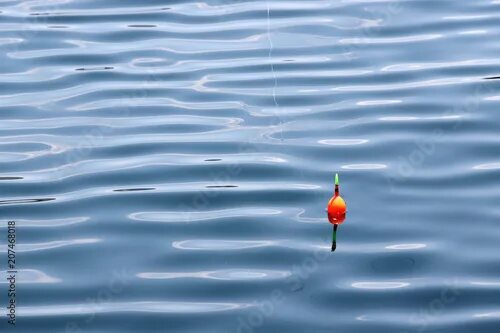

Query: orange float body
[327,183,346,225]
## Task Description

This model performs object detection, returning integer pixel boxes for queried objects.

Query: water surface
[1,0,500,332]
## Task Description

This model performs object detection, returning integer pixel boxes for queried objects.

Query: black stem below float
[331,224,338,252]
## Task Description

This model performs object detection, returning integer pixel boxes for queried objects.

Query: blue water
[1,1,500,332]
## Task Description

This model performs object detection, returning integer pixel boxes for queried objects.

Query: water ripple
[2,0,499,331]
[351,282,411,290]
[1,239,101,253]
[130,208,281,223]
[2,301,249,317]
[0,269,60,284]
[172,240,277,251]
[138,269,290,281]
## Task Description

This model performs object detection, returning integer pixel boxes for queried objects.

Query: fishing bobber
[327,173,347,251]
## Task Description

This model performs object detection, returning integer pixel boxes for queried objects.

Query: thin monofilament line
[267,4,278,108]
[266,1,283,141]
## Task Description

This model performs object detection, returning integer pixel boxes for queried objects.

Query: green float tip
[335,173,339,186]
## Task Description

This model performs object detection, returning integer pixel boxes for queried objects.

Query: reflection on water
[0,269,60,284]
[385,243,427,250]
[7,239,101,253]
[2,301,250,317]
[113,187,156,192]
[351,282,410,290]
[137,269,290,281]
[172,239,277,251]
[1,0,500,331]
[0,198,55,205]
[129,207,281,223]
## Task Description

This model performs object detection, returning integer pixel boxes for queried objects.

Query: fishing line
[266,1,284,141]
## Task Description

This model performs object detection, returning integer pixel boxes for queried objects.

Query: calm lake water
[1,1,500,332]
